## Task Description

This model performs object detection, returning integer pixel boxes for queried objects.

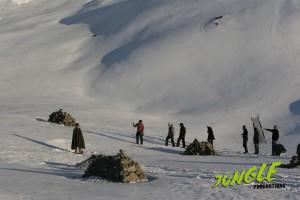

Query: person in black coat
[241,125,248,153]
[165,123,175,147]
[71,123,85,154]
[253,127,259,154]
[176,123,186,148]
[207,126,215,148]
[264,125,279,156]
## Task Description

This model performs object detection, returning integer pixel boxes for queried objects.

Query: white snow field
[0,0,299,199]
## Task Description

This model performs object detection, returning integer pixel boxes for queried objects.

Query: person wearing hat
[264,125,280,156]
[176,123,186,148]
[71,123,85,154]
[133,120,144,144]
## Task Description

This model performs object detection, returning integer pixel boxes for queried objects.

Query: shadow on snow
[13,134,70,152]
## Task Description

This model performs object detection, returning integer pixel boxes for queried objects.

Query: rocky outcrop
[184,139,215,155]
[82,150,148,183]
[279,144,300,168]
[48,109,76,127]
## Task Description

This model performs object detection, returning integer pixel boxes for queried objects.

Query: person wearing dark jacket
[176,123,186,148]
[264,125,280,156]
[241,125,248,153]
[253,127,259,154]
[207,126,215,148]
[165,123,175,147]
[71,123,85,154]
[133,120,144,145]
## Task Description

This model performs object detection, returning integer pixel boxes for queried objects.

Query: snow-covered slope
[0,0,299,199]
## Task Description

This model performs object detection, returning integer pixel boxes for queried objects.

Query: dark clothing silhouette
[207,126,215,148]
[265,128,279,142]
[253,128,259,154]
[71,127,85,150]
[265,128,280,155]
[176,125,186,148]
[136,132,143,145]
[242,127,248,153]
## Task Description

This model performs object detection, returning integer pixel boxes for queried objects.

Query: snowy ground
[0,108,299,200]
[0,0,299,199]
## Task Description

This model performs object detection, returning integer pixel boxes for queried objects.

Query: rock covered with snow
[48,109,76,127]
[184,139,215,156]
[82,150,148,183]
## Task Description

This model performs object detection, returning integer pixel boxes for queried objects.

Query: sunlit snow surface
[0,0,299,199]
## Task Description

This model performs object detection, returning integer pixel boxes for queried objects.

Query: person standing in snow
[133,120,144,145]
[165,123,175,147]
[264,125,280,156]
[207,126,215,148]
[241,125,248,153]
[176,123,186,148]
[253,126,259,154]
[71,123,85,154]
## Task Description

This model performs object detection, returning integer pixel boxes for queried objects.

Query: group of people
[242,124,282,155]
[165,122,188,148]
[71,119,284,156]
[132,120,284,156]
[132,120,215,148]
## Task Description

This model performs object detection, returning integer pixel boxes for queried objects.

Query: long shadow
[144,135,166,143]
[13,134,70,152]
[84,130,163,145]
[136,145,184,155]
[84,130,135,144]
[215,152,291,160]
[35,117,48,122]
[113,131,165,145]
[45,162,76,171]
[167,160,263,166]
[0,166,82,179]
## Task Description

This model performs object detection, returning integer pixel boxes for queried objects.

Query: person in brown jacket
[133,120,144,144]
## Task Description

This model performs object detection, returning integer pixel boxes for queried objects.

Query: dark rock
[184,139,215,155]
[279,144,300,168]
[48,109,76,127]
[82,149,148,183]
